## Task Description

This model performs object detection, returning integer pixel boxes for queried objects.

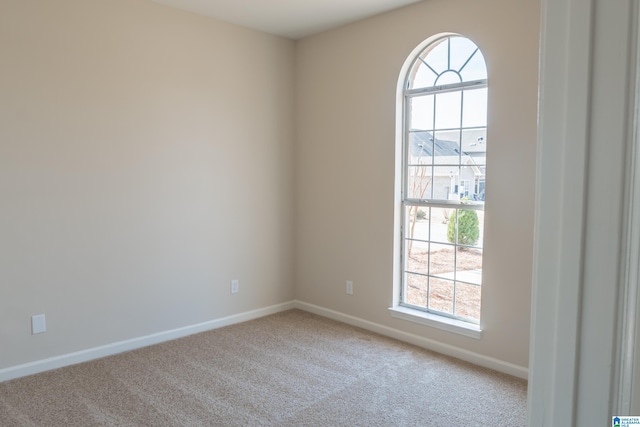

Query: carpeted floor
[0,310,527,426]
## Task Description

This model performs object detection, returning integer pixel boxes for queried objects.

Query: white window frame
[390,34,487,338]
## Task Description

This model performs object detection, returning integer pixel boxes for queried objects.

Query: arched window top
[407,35,486,91]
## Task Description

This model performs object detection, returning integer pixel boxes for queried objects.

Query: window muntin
[407,36,487,91]
[401,35,487,324]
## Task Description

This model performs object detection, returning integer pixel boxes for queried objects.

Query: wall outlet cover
[32,314,46,334]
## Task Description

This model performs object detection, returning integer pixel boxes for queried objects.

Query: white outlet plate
[346,280,353,295]
[32,314,46,334]
[231,279,239,294]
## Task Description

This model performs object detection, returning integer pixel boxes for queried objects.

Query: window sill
[388,306,482,339]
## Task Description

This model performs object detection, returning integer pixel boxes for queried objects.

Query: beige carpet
[0,310,527,426]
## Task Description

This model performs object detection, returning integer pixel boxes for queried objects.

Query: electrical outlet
[346,280,353,295]
[31,314,46,334]
[231,279,239,294]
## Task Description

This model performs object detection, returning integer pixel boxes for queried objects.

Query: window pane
[460,50,487,82]
[450,36,480,72]
[408,61,438,89]
[408,130,434,165]
[429,242,454,274]
[428,208,452,244]
[433,131,460,165]
[432,171,454,200]
[451,209,482,247]
[462,88,487,128]
[431,166,458,201]
[454,282,481,321]
[405,240,429,276]
[405,272,427,307]
[435,91,462,130]
[406,166,433,199]
[456,248,483,285]
[410,95,434,131]
[461,128,486,161]
[404,207,430,242]
[423,39,449,75]
[428,277,454,314]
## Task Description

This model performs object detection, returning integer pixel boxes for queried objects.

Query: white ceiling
[151,0,423,39]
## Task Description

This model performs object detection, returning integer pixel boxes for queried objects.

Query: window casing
[400,35,487,324]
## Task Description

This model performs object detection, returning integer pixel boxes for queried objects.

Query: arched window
[400,35,487,324]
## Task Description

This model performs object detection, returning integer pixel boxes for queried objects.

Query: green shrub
[447,209,480,246]
[416,209,427,220]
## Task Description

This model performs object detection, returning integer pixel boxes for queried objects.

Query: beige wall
[294,0,539,368]
[0,0,295,369]
[1,0,539,373]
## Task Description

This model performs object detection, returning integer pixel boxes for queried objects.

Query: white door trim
[530,0,640,424]
[613,1,640,414]
[528,0,594,424]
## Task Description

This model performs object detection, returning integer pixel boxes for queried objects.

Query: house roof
[409,130,486,177]
[410,131,460,157]
[410,130,487,157]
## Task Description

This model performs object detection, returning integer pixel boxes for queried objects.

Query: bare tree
[407,157,431,258]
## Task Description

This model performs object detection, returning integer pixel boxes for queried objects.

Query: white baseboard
[1,300,527,383]
[294,300,529,380]
[0,301,296,383]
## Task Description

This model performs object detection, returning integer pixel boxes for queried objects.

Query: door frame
[529,0,639,424]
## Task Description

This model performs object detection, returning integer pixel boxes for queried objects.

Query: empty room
[1,0,638,425]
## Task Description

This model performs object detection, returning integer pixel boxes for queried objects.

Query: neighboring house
[408,130,486,201]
